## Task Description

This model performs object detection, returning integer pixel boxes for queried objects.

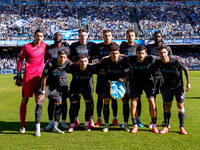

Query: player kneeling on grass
[126,45,159,134]
[157,47,191,135]
[68,54,99,132]
[98,44,131,132]
[35,50,71,136]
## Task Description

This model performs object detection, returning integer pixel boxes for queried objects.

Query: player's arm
[119,41,126,57]
[167,46,173,56]
[119,58,131,82]
[14,46,27,86]
[89,42,98,63]
[17,46,27,73]
[36,75,47,104]
[95,59,106,75]
[64,59,73,72]
[178,58,191,92]
[36,63,51,104]
[119,70,130,82]
[69,44,75,62]
[45,46,51,62]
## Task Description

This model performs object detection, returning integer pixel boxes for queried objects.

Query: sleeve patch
[44,69,48,74]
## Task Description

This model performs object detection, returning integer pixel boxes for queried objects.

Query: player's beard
[54,39,62,44]
[155,39,162,45]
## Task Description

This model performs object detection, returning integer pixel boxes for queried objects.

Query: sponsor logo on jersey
[134,65,150,70]
[161,69,176,73]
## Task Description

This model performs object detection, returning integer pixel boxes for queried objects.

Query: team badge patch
[44,69,48,74]
[109,81,126,100]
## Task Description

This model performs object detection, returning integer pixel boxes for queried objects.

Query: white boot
[35,124,41,137]
[53,121,64,134]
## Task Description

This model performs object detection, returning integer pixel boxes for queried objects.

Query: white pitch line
[183,76,200,79]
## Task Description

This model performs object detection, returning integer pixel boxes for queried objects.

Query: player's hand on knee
[36,94,45,104]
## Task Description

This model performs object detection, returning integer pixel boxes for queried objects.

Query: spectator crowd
[0,3,199,40]
[136,4,200,39]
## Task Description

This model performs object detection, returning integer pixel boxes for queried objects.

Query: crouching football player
[157,47,191,135]
[35,50,71,136]
[98,44,131,132]
[67,53,99,132]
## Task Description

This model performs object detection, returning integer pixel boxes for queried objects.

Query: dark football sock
[54,104,62,122]
[164,112,171,127]
[103,104,110,124]
[97,98,103,118]
[112,98,118,117]
[123,103,129,122]
[178,113,185,128]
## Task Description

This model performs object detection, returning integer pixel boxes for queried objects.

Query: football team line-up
[14,28,191,137]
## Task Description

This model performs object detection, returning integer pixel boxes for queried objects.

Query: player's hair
[78,28,88,33]
[54,32,61,36]
[126,29,135,34]
[136,45,147,52]
[78,53,88,60]
[34,29,43,35]
[103,30,112,34]
[158,46,168,51]
[58,49,68,56]
[154,31,162,37]
[110,44,120,52]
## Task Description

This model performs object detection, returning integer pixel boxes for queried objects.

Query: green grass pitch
[0,72,200,150]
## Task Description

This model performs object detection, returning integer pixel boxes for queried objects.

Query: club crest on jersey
[107,69,111,73]
[110,81,126,100]
[44,69,48,74]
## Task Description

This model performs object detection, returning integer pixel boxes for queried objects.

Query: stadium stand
[135,4,200,39]
[0,1,199,40]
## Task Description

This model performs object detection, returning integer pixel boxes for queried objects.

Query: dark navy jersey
[69,41,97,62]
[99,56,130,81]
[67,64,99,89]
[42,59,71,87]
[45,42,70,60]
[146,43,172,75]
[126,55,159,85]
[45,42,70,86]
[146,43,172,56]
[155,56,187,89]
[120,42,140,56]
[96,42,118,60]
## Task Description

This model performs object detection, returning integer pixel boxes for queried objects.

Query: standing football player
[95,30,119,127]
[16,29,47,134]
[69,28,97,128]
[44,32,71,130]
[126,45,159,134]
[146,31,173,128]
[120,29,144,128]
[157,47,191,135]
